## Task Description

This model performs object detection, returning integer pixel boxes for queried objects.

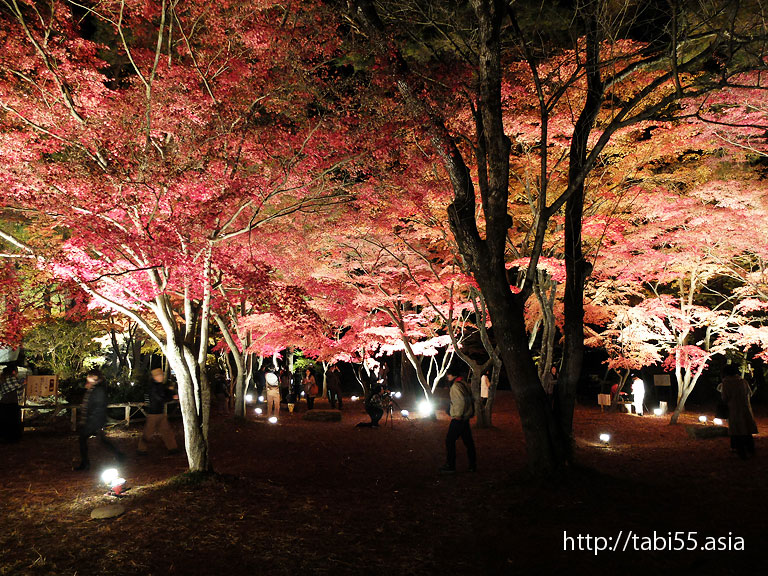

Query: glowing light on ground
[653,408,663,416]
[245,394,253,402]
[401,409,409,417]
[713,418,724,426]
[394,391,402,399]
[101,468,119,485]
[258,395,265,402]
[599,433,611,443]
[268,416,278,424]
[255,408,263,415]
[418,400,433,417]
[699,415,708,423]
[350,396,359,401]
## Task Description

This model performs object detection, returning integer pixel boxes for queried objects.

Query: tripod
[382,392,403,427]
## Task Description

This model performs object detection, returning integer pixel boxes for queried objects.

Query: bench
[598,393,634,413]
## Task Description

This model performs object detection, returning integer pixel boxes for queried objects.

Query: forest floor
[1,391,766,576]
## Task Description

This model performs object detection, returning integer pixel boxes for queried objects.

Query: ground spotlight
[245,394,253,402]
[394,391,402,399]
[417,400,433,417]
[401,409,409,418]
[268,416,278,424]
[599,433,611,444]
[101,468,126,495]
[258,395,265,402]
[698,415,708,423]
[713,418,724,426]
[101,468,119,485]
[350,395,359,401]
[255,407,263,415]
[653,408,663,416]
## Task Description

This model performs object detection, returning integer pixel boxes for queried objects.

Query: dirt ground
[1,391,766,576]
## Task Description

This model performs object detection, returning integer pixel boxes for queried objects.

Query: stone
[90,504,126,519]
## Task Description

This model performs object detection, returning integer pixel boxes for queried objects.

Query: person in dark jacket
[721,364,758,459]
[326,364,343,410]
[75,369,124,471]
[356,385,384,428]
[0,364,25,443]
[137,368,179,455]
[279,367,291,405]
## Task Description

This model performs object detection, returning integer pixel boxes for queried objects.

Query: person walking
[0,365,25,443]
[721,364,758,459]
[440,369,476,473]
[138,368,179,455]
[75,369,124,471]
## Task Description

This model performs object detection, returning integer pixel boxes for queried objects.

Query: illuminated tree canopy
[1,0,767,475]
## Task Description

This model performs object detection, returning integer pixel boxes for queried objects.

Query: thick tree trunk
[474,270,563,474]
[166,343,209,472]
[559,181,586,461]
[558,12,603,462]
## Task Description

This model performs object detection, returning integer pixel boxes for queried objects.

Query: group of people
[2,360,760,473]
[74,367,178,470]
[353,368,477,473]
[257,365,344,417]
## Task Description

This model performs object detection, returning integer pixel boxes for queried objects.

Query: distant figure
[721,364,758,459]
[480,369,491,407]
[631,377,645,415]
[0,365,25,443]
[212,372,230,415]
[75,369,124,471]
[356,385,384,428]
[543,365,558,405]
[253,367,266,400]
[138,368,179,455]
[265,371,280,417]
[290,370,303,406]
[303,369,318,410]
[440,369,476,473]
[377,361,390,387]
[326,364,343,410]
[279,367,291,405]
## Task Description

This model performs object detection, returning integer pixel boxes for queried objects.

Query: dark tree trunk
[557,12,603,462]
[470,265,563,474]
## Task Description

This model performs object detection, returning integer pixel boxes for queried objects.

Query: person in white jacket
[632,377,645,416]
[440,370,476,473]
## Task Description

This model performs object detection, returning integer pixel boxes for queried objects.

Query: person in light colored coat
[440,370,476,473]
